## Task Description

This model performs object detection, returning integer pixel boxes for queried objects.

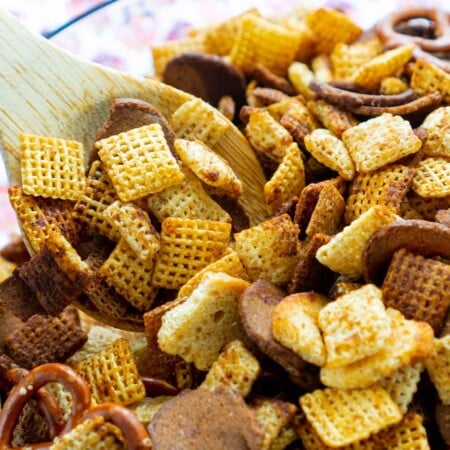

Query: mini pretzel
[0,363,91,449]
[375,8,450,54]
[83,403,152,450]
[0,365,65,439]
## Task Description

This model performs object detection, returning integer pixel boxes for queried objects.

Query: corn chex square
[233,214,299,286]
[320,308,434,389]
[316,205,398,279]
[174,138,243,198]
[200,340,260,397]
[342,113,422,173]
[402,191,450,220]
[229,14,300,75]
[300,386,402,448]
[73,160,120,241]
[157,272,250,370]
[330,39,383,81]
[102,200,160,260]
[412,156,450,198]
[345,163,414,224]
[253,398,297,450]
[147,167,231,223]
[170,98,229,147]
[379,364,423,414]
[50,416,123,449]
[382,248,450,334]
[8,186,62,253]
[421,106,450,158]
[98,239,158,312]
[411,58,450,104]
[75,337,145,406]
[152,217,231,290]
[177,248,248,299]
[351,44,414,89]
[306,8,362,54]
[318,284,391,368]
[20,133,85,201]
[264,142,305,214]
[96,124,184,201]
[425,335,450,405]
[245,109,293,163]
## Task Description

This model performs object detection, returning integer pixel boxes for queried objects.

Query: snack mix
[1,4,450,449]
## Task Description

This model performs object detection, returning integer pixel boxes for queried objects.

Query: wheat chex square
[96,124,184,201]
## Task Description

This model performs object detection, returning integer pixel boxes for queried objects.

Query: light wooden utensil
[0,8,268,330]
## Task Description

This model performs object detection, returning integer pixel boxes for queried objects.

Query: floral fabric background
[0,0,448,246]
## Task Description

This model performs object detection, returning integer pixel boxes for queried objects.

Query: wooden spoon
[0,9,268,330]
[0,9,267,225]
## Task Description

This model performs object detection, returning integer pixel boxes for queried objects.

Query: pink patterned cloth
[0,0,448,246]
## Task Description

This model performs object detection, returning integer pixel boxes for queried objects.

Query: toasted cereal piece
[199,9,261,56]
[4,308,86,369]
[158,272,249,370]
[67,325,123,365]
[382,248,450,334]
[8,186,63,253]
[380,76,409,95]
[330,39,383,81]
[151,33,206,78]
[96,124,184,201]
[200,340,260,397]
[233,214,299,286]
[304,129,355,181]
[218,95,235,121]
[253,398,297,450]
[272,293,328,366]
[425,335,450,404]
[306,8,361,54]
[403,191,450,220]
[76,337,145,406]
[342,113,422,173]
[307,100,358,138]
[229,14,300,75]
[345,163,414,224]
[328,278,362,300]
[420,106,450,158]
[411,59,450,104]
[18,247,81,315]
[251,87,290,106]
[147,167,231,223]
[287,62,316,100]
[264,143,305,214]
[170,98,229,147]
[311,54,333,83]
[319,284,391,368]
[306,183,345,237]
[50,416,123,449]
[177,248,248,299]
[174,138,243,198]
[129,396,173,426]
[288,233,335,295]
[245,109,293,162]
[73,160,120,241]
[279,101,319,147]
[102,201,159,260]
[300,385,402,448]
[270,424,298,450]
[320,308,434,389]
[316,206,398,279]
[152,217,231,290]
[20,133,85,201]
[412,157,450,198]
[98,239,158,312]
[351,44,414,89]
[252,64,296,96]
[379,363,423,414]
